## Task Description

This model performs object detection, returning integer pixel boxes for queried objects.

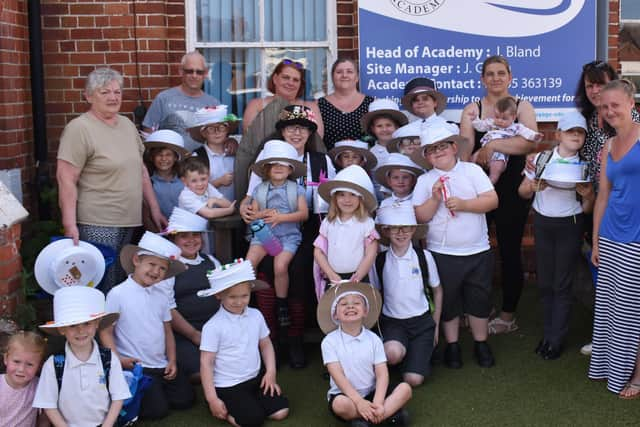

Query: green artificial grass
[139,285,639,426]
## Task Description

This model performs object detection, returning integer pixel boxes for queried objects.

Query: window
[620,0,640,100]
[186,0,336,122]
[621,0,640,21]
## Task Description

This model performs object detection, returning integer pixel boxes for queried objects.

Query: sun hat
[374,152,424,186]
[275,105,318,133]
[197,258,268,297]
[557,110,588,132]
[120,231,186,279]
[252,140,307,179]
[410,127,468,170]
[387,121,423,153]
[35,239,106,295]
[401,77,447,115]
[316,281,382,334]
[375,204,427,246]
[318,164,378,213]
[39,286,119,335]
[360,98,408,134]
[329,140,378,171]
[187,105,240,142]
[161,207,209,235]
[144,129,190,160]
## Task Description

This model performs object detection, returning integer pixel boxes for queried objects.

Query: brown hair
[267,60,305,98]
[179,156,209,177]
[7,331,47,360]
[144,146,180,177]
[495,96,518,115]
[327,191,368,222]
[481,55,511,76]
[602,78,637,100]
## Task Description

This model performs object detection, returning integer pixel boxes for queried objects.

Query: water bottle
[250,219,283,256]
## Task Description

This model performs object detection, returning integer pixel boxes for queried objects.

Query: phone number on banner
[509,77,563,89]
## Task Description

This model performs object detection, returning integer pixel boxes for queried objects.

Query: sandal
[487,317,519,335]
[619,382,640,400]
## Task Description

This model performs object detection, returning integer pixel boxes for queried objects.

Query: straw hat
[197,258,268,297]
[360,98,408,134]
[318,165,377,213]
[375,205,427,246]
[387,121,423,153]
[275,105,318,133]
[252,140,307,179]
[144,129,190,160]
[187,105,240,142]
[161,207,209,235]
[410,127,468,170]
[120,231,186,279]
[401,77,447,115]
[329,140,378,171]
[316,281,382,334]
[374,152,424,186]
[39,286,119,335]
[35,239,106,295]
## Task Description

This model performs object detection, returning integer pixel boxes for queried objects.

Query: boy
[387,122,423,157]
[199,259,289,427]
[178,156,236,219]
[329,139,378,172]
[100,231,195,420]
[375,153,423,209]
[319,281,412,427]
[412,127,499,369]
[401,77,458,134]
[360,98,408,168]
[34,286,131,427]
[371,205,442,386]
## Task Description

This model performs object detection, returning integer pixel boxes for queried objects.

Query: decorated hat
[120,231,186,279]
[401,77,447,115]
[318,164,378,213]
[252,140,307,179]
[557,110,588,131]
[39,286,119,335]
[275,105,318,133]
[161,207,209,235]
[35,239,106,295]
[144,129,190,160]
[360,98,408,134]
[316,281,382,334]
[387,121,423,153]
[374,152,424,185]
[375,204,427,246]
[197,258,268,297]
[187,105,239,142]
[329,140,378,171]
[410,127,468,170]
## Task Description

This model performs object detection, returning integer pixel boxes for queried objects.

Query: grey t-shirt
[143,86,219,151]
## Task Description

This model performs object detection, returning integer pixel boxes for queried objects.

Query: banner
[358,0,597,122]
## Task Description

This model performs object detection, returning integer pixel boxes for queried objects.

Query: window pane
[264,0,326,41]
[197,0,259,42]
[621,0,640,20]
[264,48,328,98]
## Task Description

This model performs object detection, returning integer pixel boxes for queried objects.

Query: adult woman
[459,56,538,334]
[318,58,374,150]
[588,79,640,398]
[56,68,166,292]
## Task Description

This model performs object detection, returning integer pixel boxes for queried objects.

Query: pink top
[0,374,39,427]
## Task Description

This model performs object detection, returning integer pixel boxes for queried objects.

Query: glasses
[282,59,303,69]
[398,137,421,147]
[385,226,415,234]
[183,68,207,76]
[582,60,607,71]
[283,125,310,134]
[425,142,453,154]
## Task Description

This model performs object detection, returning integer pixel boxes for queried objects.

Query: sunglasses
[425,142,453,154]
[183,68,207,76]
[282,59,303,69]
[582,60,607,71]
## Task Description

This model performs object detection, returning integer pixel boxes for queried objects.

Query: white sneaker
[580,342,592,355]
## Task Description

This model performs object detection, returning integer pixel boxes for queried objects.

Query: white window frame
[619,1,640,100]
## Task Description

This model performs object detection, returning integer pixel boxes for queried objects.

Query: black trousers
[139,367,195,420]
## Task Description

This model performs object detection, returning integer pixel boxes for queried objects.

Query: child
[371,205,442,387]
[518,111,594,360]
[401,77,458,133]
[329,139,378,172]
[100,231,195,420]
[178,156,236,219]
[314,165,379,298]
[199,259,289,427]
[361,98,408,168]
[375,153,423,209]
[386,122,423,156]
[34,286,131,426]
[470,96,543,184]
[245,140,308,327]
[412,127,499,369]
[318,281,411,426]
[189,105,240,202]
[1,331,48,427]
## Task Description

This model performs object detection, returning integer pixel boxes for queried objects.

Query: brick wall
[0,224,23,317]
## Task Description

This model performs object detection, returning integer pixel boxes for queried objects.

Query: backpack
[375,246,435,313]
[534,149,554,180]
[253,179,299,212]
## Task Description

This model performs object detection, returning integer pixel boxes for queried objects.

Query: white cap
[557,110,587,131]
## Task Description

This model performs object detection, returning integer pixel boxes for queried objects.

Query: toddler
[179,156,236,219]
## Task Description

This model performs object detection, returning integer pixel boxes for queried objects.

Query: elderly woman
[56,67,166,292]
[318,58,374,150]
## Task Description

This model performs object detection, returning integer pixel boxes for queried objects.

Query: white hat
[316,281,381,334]
[187,105,240,142]
[318,165,378,212]
[375,205,427,246]
[541,161,590,185]
[39,286,119,335]
[35,239,106,295]
[144,129,190,160]
[197,258,268,297]
[329,140,378,171]
[120,231,186,279]
[360,98,408,134]
[374,152,424,185]
[557,110,588,131]
[161,207,209,235]
[387,121,423,153]
[252,140,307,179]
[410,127,467,170]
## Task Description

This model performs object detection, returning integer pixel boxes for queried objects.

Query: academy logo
[390,0,446,16]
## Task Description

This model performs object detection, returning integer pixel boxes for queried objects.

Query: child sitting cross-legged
[319,281,412,426]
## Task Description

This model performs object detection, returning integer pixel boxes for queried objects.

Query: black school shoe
[387,408,410,426]
[444,342,463,369]
[543,344,564,360]
[535,340,550,357]
[474,341,495,368]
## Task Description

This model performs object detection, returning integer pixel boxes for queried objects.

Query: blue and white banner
[358,0,596,122]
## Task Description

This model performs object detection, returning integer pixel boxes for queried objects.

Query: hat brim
[187,121,239,143]
[34,239,106,295]
[251,157,307,180]
[39,312,120,336]
[375,224,427,247]
[401,89,447,115]
[120,245,187,279]
[328,146,378,171]
[196,279,269,298]
[318,180,378,213]
[275,118,318,133]
[360,109,409,135]
[316,282,382,334]
[410,135,468,170]
[374,164,423,186]
[143,141,190,160]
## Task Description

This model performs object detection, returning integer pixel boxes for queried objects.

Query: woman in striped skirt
[588,79,640,399]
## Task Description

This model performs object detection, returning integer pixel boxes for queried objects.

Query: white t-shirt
[316,216,378,274]
[379,192,413,209]
[178,184,224,215]
[412,161,493,255]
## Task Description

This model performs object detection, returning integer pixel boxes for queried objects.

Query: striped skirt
[588,237,640,393]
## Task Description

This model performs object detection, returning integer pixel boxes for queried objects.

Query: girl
[245,140,308,328]
[375,152,423,209]
[1,331,49,427]
[329,139,378,172]
[314,165,379,298]
[361,98,408,168]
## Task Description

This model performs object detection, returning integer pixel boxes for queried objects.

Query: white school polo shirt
[321,327,386,400]
[106,276,172,368]
[370,247,440,319]
[318,216,377,274]
[33,341,131,427]
[379,192,414,209]
[200,306,269,388]
[178,184,224,215]
[412,160,493,256]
